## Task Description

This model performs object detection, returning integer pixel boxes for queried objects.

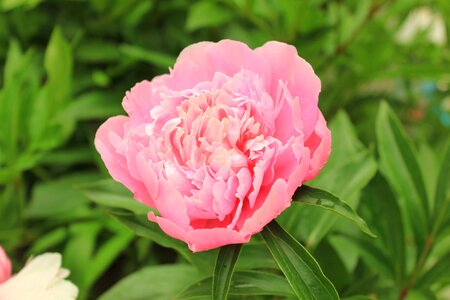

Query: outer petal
[304,112,332,181]
[0,246,11,284]
[153,179,192,231]
[148,213,248,252]
[94,116,153,206]
[187,228,248,252]
[286,147,311,195]
[122,77,170,123]
[255,41,321,139]
[168,40,271,90]
[239,179,291,237]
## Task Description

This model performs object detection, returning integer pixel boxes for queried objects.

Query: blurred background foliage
[0,0,449,299]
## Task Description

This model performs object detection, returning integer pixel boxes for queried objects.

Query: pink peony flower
[0,247,78,300]
[95,40,331,252]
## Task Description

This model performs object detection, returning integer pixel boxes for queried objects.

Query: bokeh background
[0,0,449,299]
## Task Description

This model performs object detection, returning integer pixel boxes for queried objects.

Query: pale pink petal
[122,78,170,123]
[134,152,158,207]
[95,116,151,203]
[148,213,189,244]
[169,40,270,90]
[154,179,192,230]
[304,112,332,181]
[255,41,321,139]
[186,228,248,252]
[240,179,291,236]
[287,147,311,195]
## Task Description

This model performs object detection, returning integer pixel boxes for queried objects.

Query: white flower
[0,253,78,300]
[397,6,447,45]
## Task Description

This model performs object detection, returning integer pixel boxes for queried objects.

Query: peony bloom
[0,247,78,300]
[95,40,331,252]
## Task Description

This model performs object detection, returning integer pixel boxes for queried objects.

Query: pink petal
[135,152,158,207]
[169,40,270,90]
[154,179,192,230]
[286,147,311,195]
[304,112,332,181]
[255,41,321,139]
[148,212,189,244]
[239,178,291,237]
[95,116,152,204]
[122,80,160,123]
[187,228,248,252]
[0,246,11,284]
[149,214,248,252]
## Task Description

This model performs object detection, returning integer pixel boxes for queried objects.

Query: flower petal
[239,179,291,237]
[0,246,11,284]
[304,112,332,181]
[0,253,78,300]
[255,41,321,139]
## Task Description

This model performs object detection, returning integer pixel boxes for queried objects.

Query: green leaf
[433,139,450,236]
[176,270,295,299]
[342,296,376,300]
[213,244,242,300]
[75,40,121,63]
[108,208,215,274]
[376,101,429,251]
[26,172,101,218]
[78,179,150,215]
[0,0,41,10]
[332,233,394,281]
[29,26,73,150]
[85,229,134,291]
[119,44,176,68]
[186,1,233,31]
[294,185,375,238]
[360,174,406,283]
[44,26,72,112]
[60,91,123,122]
[63,222,102,298]
[261,221,339,300]
[99,264,202,300]
[417,251,450,288]
[27,227,68,255]
[0,41,39,164]
[236,242,277,270]
[314,240,351,291]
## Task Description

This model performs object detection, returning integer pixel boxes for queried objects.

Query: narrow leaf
[376,102,429,249]
[213,244,242,300]
[78,179,150,214]
[261,220,339,300]
[176,270,295,299]
[119,44,176,68]
[416,251,450,288]
[433,139,450,236]
[294,185,376,237]
[108,209,215,274]
[360,174,406,283]
[185,1,233,31]
[99,265,202,300]
[332,233,394,281]
[85,230,134,290]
